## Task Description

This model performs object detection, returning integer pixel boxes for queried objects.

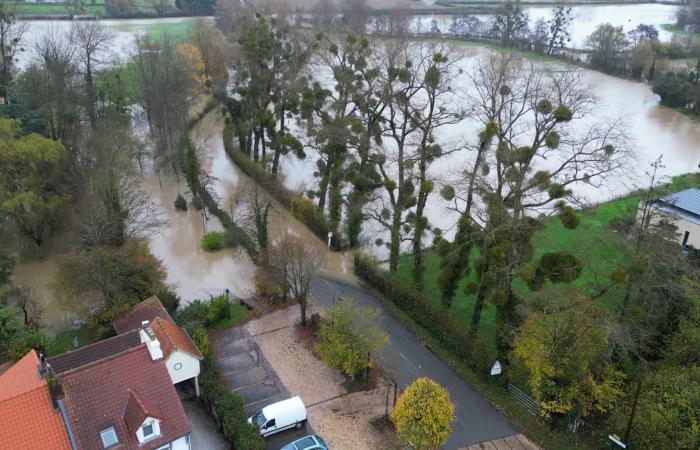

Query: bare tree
[73,20,115,126]
[271,232,325,326]
[239,186,274,266]
[0,1,27,103]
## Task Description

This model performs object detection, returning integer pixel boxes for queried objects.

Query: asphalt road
[311,276,518,449]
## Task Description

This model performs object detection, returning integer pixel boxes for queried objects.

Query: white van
[248,396,307,437]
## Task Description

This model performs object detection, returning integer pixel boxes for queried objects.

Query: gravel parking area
[246,301,401,450]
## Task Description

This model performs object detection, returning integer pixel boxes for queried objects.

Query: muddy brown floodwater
[190,109,356,284]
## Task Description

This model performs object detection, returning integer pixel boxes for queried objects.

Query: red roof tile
[60,345,190,450]
[123,389,162,434]
[0,350,72,450]
[151,316,203,360]
[113,296,173,334]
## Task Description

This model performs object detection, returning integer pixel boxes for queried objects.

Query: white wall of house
[170,435,191,450]
[675,218,700,248]
[644,206,700,248]
[165,351,200,385]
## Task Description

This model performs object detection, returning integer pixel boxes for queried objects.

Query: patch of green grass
[208,302,253,331]
[661,24,700,42]
[141,18,212,39]
[48,324,101,356]
[14,2,107,17]
[397,173,700,351]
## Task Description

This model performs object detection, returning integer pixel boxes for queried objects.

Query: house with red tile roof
[0,350,73,450]
[59,343,192,450]
[113,296,204,396]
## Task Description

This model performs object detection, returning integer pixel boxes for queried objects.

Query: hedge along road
[310,276,518,449]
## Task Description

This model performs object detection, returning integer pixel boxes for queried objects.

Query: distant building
[644,188,700,249]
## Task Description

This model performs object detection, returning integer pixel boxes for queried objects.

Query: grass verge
[661,24,700,42]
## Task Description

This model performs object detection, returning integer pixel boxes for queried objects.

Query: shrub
[9,328,51,361]
[156,289,180,314]
[174,194,188,211]
[206,295,229,324]
[391,377,455,450]
[174,300,210,334]
[201,232,226,251]
[316,299,388,381]
[192,328,213,360]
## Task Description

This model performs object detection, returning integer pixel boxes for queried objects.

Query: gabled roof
[60,345,191,450]
[123,389,162,434]
[0,350,72,450]
[113,296,173,334]
[150,316,203,360]
[651,188,700,226]
[49,330,141,374]
[659,188,700,216]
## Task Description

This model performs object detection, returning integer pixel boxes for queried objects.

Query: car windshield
[295,437,316,449]
[252,411,267,427]
[315,435,327,447]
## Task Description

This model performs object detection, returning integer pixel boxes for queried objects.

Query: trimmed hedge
[222,121,341,250]
[353,253,496,376]
[199,360,265,450]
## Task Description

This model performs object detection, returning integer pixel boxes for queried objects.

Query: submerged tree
[0,119,70,245]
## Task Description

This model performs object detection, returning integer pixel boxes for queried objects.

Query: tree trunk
[317,161,330,212]
[389,208,402,271]
[470,262,489,335]
[299,296,308,326]
[253,132,260,162]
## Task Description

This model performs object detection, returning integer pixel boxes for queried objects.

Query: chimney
[139,321,163,361]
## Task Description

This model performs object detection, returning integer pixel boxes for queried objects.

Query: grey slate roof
[658,188,700,216]
[650,188,700,226]
[49,330,141,374]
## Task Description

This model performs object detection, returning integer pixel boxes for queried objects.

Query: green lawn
[397,173,700,351]
[48,324,101,356]
[661,24,700,42]
[141,19,211,39]
[208,302,253,331]
[14,2,107,16]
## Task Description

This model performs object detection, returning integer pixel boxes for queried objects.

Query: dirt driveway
[245,301,401,450]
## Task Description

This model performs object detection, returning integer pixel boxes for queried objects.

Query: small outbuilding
[644,187,700,249]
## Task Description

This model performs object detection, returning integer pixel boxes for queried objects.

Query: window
[264,419,276,429]
[143,423,154,438]
[99,427,119,448]
[156,445,170,450]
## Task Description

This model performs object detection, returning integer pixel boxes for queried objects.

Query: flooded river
[9,11,699,332]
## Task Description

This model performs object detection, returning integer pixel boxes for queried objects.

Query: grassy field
[141,18,213,38]
[396,173,700,351]
[661,24,700,42]
[14,1,107,16]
